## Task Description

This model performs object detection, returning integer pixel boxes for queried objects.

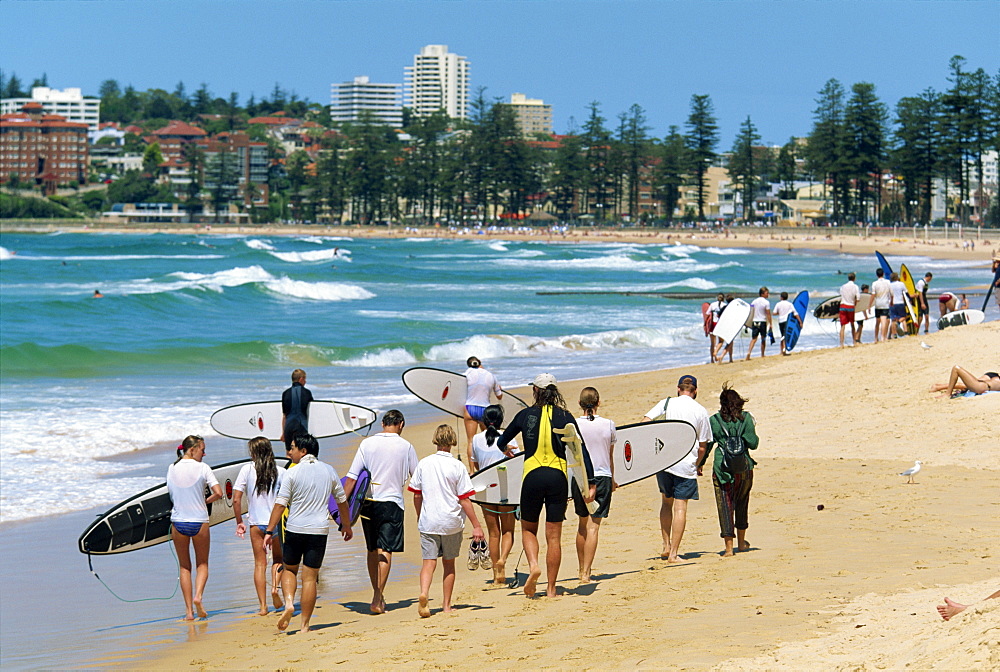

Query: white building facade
[404,44,469,120]
[330,76,402,127]
[0,87,100,134]
[504,93,553,136]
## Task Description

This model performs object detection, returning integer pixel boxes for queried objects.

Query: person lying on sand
[937,589,1000,620]
[928,366,1000,398]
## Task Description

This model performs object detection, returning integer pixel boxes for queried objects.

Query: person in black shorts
[498,373,594,598]
[281,369,313,450]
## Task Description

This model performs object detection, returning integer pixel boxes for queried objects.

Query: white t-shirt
[709,300,723,324]
[576,414,616,478]
[839,280,860,307]
[772,299,795,324]
[916,278,927,294]
[275,455,346,536]
[234,463,286,526]
[643,395,712,479]
[465,367,502,407]
[872,277,891,309]
[750,296,770,322]
[472,431,518,470]
[167,459,220,524]
[408,451,475,535]
[890,280,907,305]
[347,432,418,510]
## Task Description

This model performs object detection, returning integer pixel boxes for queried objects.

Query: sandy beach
[132,317,1000,670]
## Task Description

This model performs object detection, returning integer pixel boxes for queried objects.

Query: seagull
[900,460,922,484]
[921,341,933,349]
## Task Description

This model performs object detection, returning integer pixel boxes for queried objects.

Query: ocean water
[0,231,991,669]
[0,231,990,525]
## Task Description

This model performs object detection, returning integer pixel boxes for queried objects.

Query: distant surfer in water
[463,357,504,458]
[167,435,223,621]
[280,369,312,450]
[498,373,595,598]
[92,289,103,298]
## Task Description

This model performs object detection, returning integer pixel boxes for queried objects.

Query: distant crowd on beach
[165,362,764,632]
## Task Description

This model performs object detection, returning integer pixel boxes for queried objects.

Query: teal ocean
[0,231,991,668]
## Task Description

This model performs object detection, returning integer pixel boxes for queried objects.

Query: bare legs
[521,519,562,597]
[276,562,317,633]
[937,589,1000,620]
[944,365,989,397]
[482,505,515,585]
[659,496,688,563]
[249,526,283,615]
[366,549,392,614]
[418,557,458,617]
[575,515,603,582]
[172,524,210,621]
[462,409,483,463]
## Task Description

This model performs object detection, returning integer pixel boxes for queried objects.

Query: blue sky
[1,0,997,146]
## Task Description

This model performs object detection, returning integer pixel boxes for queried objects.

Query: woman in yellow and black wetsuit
[498,373,594,598]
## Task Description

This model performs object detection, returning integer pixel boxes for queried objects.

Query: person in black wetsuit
[498,373,595,598]
[281,369,313,450]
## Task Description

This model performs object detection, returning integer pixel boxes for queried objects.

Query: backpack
[715,415,751,473]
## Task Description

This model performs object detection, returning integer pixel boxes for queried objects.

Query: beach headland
[140,320,999,670]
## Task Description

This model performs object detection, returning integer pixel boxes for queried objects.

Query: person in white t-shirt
[871,267,892,343]
[409,425,484,618]
[167,435,223,621]
[463,356,504,456]
[771,291,801,356]
[708,292,725,363]
[889,272,909,338]
[641,375,712,563]
[263,434,352,633]
[916,272,932,334]
[839,273,861,347]
[467,404,519,586]
[575,387,616,583]
[745,287,772,360]
[233,436,286,616]
[344,410,419,615]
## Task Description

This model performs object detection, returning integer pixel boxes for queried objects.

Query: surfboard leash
[85,542,180,603]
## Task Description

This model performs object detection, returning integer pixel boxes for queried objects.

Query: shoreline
[1,221,995,264]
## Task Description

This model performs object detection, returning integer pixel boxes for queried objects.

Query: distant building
[0,102,90,194]
[145,120,207,164]
[197,132,270,208]
[330,76,402,127]
[504,93,552,136]
[1,87,100,133]
[404,44,470,120]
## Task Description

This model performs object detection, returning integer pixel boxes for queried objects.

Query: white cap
[532,373,557,388]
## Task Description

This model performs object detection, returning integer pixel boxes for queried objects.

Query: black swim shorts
[521,466,568,524]
[282,530,328,569]
[360,500,405,553]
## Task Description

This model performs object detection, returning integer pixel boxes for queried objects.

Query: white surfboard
[937,309,985,330]
[78,458,291,555]
[402,367,526,424]
[210,400,376,441]
[712,298,752,344]
[470,420,696,507]
[555,423,598,514]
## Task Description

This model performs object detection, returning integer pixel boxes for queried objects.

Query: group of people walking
[165,362,761,629]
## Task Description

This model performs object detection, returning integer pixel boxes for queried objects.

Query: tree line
[3,55,997,226]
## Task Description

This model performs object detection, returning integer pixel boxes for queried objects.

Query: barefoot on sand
[370,597,385,615]
[418,594,431,618]
[524,568,541,598]
[271,589,283,610]
[738,540,751,552]
[937,597,968,621]
[193,599,208,619]
[277,606,295,631]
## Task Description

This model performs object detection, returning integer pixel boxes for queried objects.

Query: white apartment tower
[0,87,100,133]
[404,44,470,120]
[330,76,402,127]
[505,93,553,136]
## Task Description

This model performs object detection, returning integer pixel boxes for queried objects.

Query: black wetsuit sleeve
[497,409,526,453]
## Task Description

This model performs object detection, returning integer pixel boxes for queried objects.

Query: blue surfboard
[982,266,1000,312]
[783,290,810,352]
[329,467,370,531]
[876,250,893,278]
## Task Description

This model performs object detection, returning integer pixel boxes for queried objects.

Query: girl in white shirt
[576,387,616,583]
[467,404,518,586]
[233,436,286,616]
[167,435,223,621]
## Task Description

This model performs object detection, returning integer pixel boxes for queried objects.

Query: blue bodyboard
[783,290,810,352]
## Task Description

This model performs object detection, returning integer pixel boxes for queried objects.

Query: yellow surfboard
[899,264,920,335]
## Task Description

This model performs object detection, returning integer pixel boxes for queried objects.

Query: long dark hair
[533,384,566,410]
[718,383,748,423]
[248,436,278,496]
[482,404,504,447]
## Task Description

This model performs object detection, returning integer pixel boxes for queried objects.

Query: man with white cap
[498,373,594,598]
[642,374,712,563]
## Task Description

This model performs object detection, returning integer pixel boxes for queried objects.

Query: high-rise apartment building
[0,87,100,134]
[404,44,470,120]
[330,76,402,127]
[1,102,90,194]
[505,93,553,136]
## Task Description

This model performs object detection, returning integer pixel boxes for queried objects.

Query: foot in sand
[277,606,295,631]
[193,599,208,619]
[666,555,682,564]
[738,540,751,552]
[257,608,270,616]
[524,567,541,598]
[370,596,386,615]
[493,559,505,585]
[937,597,967,621]
[271,588,283,610]
[418,594,431,618]
[722,550,734,557]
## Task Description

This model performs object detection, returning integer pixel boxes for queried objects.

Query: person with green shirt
[702,385,759,558]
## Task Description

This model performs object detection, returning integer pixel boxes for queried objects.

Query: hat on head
[677,374,698,388]
[532,372,557,388]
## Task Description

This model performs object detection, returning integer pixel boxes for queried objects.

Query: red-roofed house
[147,120,207,163]
[1,102,89,194]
